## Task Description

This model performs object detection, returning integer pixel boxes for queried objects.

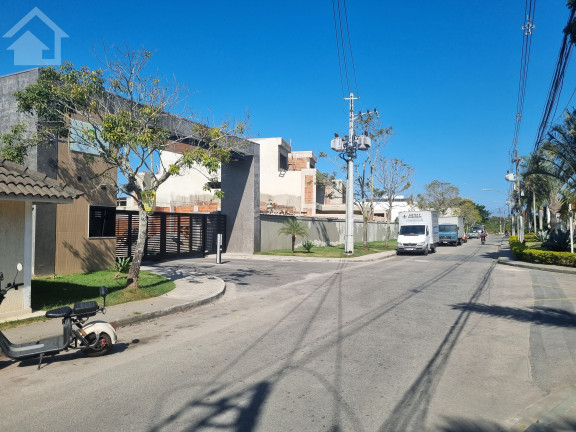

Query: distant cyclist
[480,230,487,244]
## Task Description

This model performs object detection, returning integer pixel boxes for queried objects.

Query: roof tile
[0,157,83,201]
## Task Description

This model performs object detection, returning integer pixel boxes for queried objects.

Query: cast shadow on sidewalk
[451,303,576,328]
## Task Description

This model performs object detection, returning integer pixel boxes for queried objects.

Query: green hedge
[508,236,576,267]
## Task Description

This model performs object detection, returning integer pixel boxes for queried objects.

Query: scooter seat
[45,306,72,318]
[73,301,99,317]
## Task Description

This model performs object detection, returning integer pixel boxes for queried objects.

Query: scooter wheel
[82,333,113,357]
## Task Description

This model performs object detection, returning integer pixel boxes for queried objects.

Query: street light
[330,92,374,254]
[482,189,513,235]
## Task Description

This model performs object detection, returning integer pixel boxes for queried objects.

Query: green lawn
[256,240,397,258]
[32,270,174,310]
[1,270,174,331]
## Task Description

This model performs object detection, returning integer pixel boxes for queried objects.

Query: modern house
[0,157,82,319]
[0,69,118,276]
[154,137,321,216]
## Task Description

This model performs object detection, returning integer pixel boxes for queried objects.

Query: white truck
[439,215,466,246]
[396,210,439,255]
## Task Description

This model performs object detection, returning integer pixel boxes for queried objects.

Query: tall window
[279,152,288,171]
[89,205,116,237]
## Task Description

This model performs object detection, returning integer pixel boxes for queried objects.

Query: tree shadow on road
[451,303,576,328]
[144,261,270,286]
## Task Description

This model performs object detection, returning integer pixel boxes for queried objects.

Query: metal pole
[570,210,574,254]
[532,193,537,234]
[345,158,354,253]
[216,233,222,264]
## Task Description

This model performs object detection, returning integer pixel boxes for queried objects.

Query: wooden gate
[116,210,226,259]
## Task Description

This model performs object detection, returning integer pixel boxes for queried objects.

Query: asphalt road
[1,237,576,431]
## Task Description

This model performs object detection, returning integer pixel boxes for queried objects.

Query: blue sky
[1,1,575,215]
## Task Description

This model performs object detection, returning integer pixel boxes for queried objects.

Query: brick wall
[289,156,309,171]
[304,174,314,204]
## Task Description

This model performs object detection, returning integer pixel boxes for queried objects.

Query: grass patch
[0,270,174,331]
[256,240,397,258]
[31,270,174,311]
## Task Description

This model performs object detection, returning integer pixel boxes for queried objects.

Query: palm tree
[278,218,309,253]
[540,109,576,191]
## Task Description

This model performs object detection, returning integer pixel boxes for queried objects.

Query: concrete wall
[260,215,398,251]
[156,150,220,209]
[252,137,320,214]
[253,138,300,207]
[0,201,27,318]
[221,142,261,253]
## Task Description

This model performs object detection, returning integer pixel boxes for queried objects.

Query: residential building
[155,137,321,217]
[0,69,117,275]
[0,157,82,318]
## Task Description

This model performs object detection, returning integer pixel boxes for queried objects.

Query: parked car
[468,229,480,239]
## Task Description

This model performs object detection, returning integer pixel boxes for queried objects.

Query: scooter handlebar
[5,282,24,290]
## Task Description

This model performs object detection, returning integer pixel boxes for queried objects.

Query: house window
[70,119,109,155]
[89,205,116,237]
[279,152,288,171]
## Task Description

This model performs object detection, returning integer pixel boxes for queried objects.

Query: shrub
[509,235,576,267]
[114,257,132,278]
[542,229,571,252]
[302,240,314,253]
[534,230,549,243]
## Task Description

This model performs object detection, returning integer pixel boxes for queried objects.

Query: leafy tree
[475,203,490,222]
[457,198,481,232]
[417,180,460,215]
[278,218,309,253]
[0,124,35,164]
[374,157,413,247]
[14,47,247,289]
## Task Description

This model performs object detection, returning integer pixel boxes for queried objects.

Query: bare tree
[374,157,413,247]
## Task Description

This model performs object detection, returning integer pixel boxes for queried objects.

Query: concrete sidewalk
[496,238,576,431]
[0,266,225,343]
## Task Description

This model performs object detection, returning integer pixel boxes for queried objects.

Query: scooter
[0,263,118,369]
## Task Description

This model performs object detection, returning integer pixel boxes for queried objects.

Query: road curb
[110,280,227,328]
[498,257,576,275]
[508,384,576,431]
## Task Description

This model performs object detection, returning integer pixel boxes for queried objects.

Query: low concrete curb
[110,283,227,328]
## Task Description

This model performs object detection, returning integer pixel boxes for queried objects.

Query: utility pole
[515,149,524,242]
[344,93,357,254]
[330,92,374,254]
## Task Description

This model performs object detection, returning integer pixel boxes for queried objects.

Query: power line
[341,0,359,95]
[532,4,576,153]
[332,0,346,97]
[332,0,359,98]
[510,0,536,158]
